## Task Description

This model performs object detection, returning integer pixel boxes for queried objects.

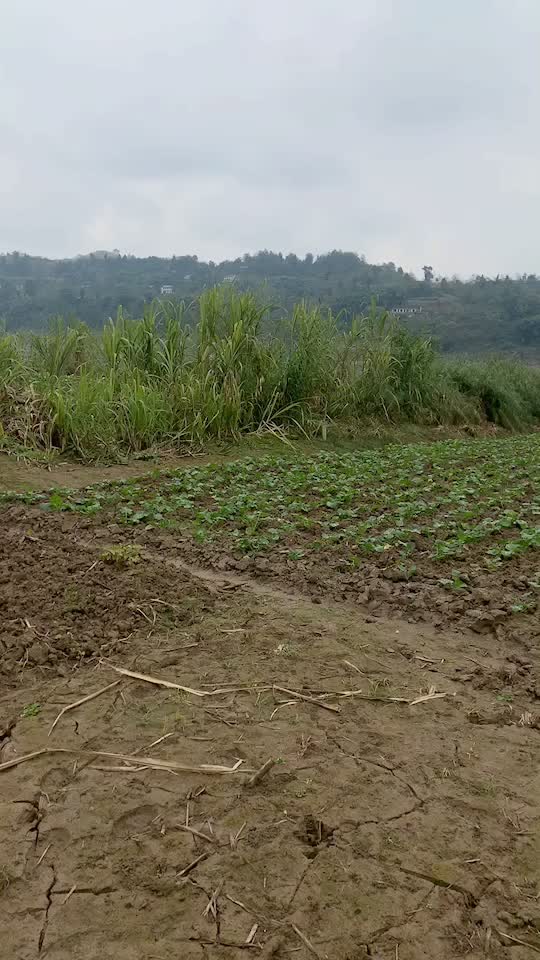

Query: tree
[518,314,540,345]
[422,265,434,283]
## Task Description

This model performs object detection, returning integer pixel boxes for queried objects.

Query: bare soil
[138,526,540,652]
[2,501,540,959]
[0,450,206,494]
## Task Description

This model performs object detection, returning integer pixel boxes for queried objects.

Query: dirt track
[0,450,205,494]
[2,504,540,958]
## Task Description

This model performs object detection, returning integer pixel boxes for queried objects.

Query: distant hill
[1,249,539,356]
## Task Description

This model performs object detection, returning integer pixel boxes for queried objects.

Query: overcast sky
[1,0,539,276]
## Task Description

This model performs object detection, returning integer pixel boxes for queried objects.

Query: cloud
[0,0,539,275]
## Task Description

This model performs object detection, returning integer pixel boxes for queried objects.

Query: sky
[1,0,539,277]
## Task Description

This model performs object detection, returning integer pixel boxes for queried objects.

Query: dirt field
[0,450,206,494]
[2,461,540,958]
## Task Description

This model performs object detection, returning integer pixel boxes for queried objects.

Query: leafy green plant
[100,544,143,566]
[35,434,537,596]
[439,570,469,591]
[21,703,41,718]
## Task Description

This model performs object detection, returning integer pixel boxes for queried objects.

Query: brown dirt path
[2,507,540,958]
[0,451,205,493]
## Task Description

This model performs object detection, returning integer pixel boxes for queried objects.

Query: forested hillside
[1,250,539,355]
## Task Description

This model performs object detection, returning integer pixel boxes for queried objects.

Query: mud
[2,504,540,957]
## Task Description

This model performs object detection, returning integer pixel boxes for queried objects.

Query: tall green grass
[1,289,539,458]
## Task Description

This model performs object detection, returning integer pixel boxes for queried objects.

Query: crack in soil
[38,864,57,954]
[346,851,480,909]
[359,802,421,827]
[13,792,46,850]
[0,716,17,749]
[349,751,425,805]
[366,884,436,951]
[328,736,426,828]
[286,859,314,910]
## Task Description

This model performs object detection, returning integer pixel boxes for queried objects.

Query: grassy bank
[1,289,540,460]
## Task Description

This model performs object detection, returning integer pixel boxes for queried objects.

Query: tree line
[1,249,539,355]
